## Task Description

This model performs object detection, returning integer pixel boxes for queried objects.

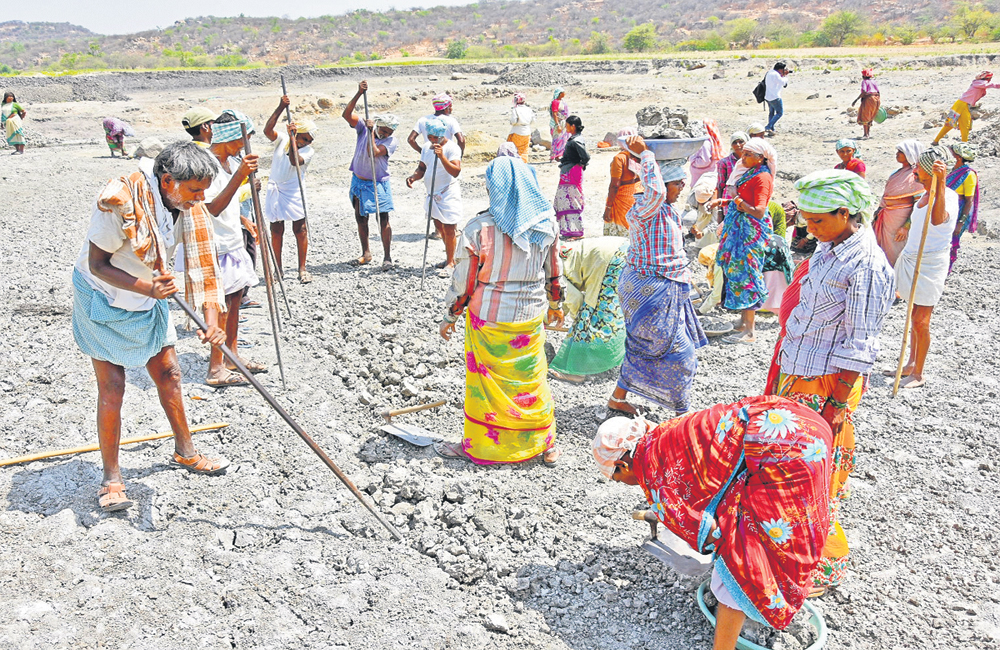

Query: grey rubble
[1,55,999,649]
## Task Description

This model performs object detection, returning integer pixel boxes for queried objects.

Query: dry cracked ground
[0,55,999,649]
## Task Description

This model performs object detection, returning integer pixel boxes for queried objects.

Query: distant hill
[0,0,974,73]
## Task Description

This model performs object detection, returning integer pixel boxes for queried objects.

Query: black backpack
[753,77,767,103]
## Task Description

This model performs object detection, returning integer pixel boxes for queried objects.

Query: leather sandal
[170,452,231,475]
[98,482,134,512]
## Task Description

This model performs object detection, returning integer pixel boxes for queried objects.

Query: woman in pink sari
[873,140,923,267]
[549,87,569,162]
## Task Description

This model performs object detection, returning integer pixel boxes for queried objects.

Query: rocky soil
[1,55,999,649]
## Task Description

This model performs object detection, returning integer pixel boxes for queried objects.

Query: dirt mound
[484,63,581,88]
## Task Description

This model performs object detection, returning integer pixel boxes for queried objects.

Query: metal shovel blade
[640,529,714,577]
[380,423,440,447]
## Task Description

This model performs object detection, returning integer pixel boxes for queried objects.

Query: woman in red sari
[594,396,832,648]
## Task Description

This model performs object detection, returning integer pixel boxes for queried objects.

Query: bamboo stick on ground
[0,423,229,468]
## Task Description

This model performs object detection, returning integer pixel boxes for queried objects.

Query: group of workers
[10,62,984,650]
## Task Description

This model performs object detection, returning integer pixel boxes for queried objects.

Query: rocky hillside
[0,0,960,71]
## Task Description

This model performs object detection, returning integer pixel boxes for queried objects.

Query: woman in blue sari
[604,137,706,417]
[713,139,774,344]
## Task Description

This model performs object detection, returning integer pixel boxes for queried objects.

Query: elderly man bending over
[72,142,231,512]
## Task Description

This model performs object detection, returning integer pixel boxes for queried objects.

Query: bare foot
[607,398,641,416]
[898,375,926,389]
[883,366,915,377]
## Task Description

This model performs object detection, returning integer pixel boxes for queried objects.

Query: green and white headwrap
[835,138,858,152]
[950,142,976,162]
[918,145,952,174]
[793,169,876,224]
[210,109,256,144]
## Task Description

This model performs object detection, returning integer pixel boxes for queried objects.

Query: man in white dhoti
[406,117,463,269]
[263,95,315,283]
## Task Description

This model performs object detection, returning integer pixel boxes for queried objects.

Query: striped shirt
[716,153,738,199]
[445,211,562,323]
[625,151,690,284]
[779,226,894,376]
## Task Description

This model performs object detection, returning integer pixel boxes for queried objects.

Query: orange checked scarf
[97,171,225,315]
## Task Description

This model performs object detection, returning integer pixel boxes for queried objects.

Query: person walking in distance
[764,62,791,136]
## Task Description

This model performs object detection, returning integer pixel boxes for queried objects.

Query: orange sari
[605,151,638,236]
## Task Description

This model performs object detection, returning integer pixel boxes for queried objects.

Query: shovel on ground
[378,400,445,447]
[633,510,713,576]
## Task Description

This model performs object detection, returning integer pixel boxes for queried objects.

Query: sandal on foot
[229,360,267,374]
[240,299,261,309]
[380,260,395,271]
[98,482,134,512]
[298,270,313,284]
[434,441,472,462]
[206,370,249,387]
[433,260,449,270]
[721,333,755,345]
[170,452,231,475]
[543,447,562,466]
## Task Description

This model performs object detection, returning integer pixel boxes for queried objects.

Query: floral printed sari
[462,312,554,464]
[717,165,773,311]
[633,395,832,629]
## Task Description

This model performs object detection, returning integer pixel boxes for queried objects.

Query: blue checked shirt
[779,226,894,376]
[625,151,691,284]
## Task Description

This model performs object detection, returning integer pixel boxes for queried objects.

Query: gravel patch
[0,57,998,650]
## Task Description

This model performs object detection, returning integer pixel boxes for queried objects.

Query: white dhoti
[425,182,463,226]
[266,180,306,223]
[896,249,949,307]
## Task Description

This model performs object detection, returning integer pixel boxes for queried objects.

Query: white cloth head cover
[747,123,766,135]
[742,139,777,177]
[618,126,638,152]
[895,140,924,167]
[592,416,650,479]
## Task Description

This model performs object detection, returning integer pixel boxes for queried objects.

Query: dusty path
[0,57,998,649]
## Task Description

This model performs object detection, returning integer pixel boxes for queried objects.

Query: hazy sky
[6,0,475,35]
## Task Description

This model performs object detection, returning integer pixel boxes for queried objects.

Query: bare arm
[88,243,169,298]
[604,177,622,223]
[205,154,258,217]
[263,95,291,143]
[342,81,366,128]
[406,161,427,188]
[455,132,466,154]
[436,144,462,178]
[929,161,949,226]
[407,130,422,154]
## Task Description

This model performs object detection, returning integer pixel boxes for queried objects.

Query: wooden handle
[545,325,569,332]
[893,177,938,397]
[0,422,229,468]
[386,400,446,418]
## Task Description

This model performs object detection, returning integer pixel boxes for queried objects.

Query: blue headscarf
[211,109,256,144]
[485,157,556,252]
[425,117,447,138]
